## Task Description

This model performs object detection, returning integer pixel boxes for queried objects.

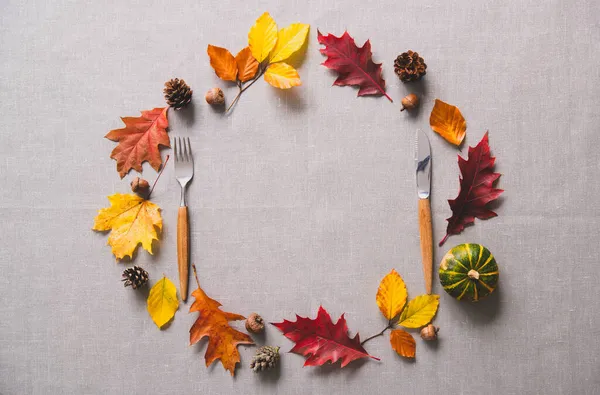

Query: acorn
[400,93,419,112]
[205,87,225,106]
[420,324,439,341]
[245,313,265,333]
[130,177,150,198]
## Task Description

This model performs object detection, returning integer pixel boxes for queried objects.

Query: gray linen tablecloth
[1,1,599,394]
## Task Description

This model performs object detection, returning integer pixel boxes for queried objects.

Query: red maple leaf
[105,107,170,178]
[272,306,379,367]
[317,30,392,102]
[440,132,504,246]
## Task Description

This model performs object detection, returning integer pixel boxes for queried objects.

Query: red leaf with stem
[272,306,379,367]
[440,132,503,246]
[317,30,392,102]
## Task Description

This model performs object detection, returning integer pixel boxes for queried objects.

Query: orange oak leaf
[105,108,169,178]
[389,329,416,358]
[235,47,259,82]
[207,45,238,82]
[189,268,254,376]
[430,99,467,146]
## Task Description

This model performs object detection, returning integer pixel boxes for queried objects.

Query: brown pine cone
[250,346,280,372]
[394,51,427,82]
[163,78,193,109]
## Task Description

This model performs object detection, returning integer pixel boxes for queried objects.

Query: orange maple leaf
[189,267,254,376]
[106,107,169,178]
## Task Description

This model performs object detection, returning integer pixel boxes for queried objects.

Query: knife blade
[415,130,433,294]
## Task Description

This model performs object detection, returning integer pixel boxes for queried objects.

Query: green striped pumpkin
[439,243,499,302]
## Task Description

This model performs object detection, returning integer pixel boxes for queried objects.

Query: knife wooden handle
[418,198,433,294]
[177,206,189,302]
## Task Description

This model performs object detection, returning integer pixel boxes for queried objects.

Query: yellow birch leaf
[398,294,440,328]
[248,12,278,62]
[264,62,301,89]
[147,276,179,328]
[390,329,416,358]
[207,45,238,81]
[376,269,408,320]
[269,23,310,63]
[92,193,162,260]
[429,99,467,146]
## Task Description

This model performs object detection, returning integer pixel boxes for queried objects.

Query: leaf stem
[361,320,394,346]
[226,65,267,112]
[192,263,200,289]
[147,154,169,200]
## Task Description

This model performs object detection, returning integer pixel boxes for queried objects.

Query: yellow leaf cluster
[375,270,440,358]
[92,193,162,260]
[147,276,179,328]
[248,12,309,89]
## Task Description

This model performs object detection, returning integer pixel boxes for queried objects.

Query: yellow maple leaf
[376,269,408,320]
[269,23,310,63]
[398,294,440,328]
[264,62,301,89]
[92,193,162,260]
[147,276,179,328]
[248,12,278,63]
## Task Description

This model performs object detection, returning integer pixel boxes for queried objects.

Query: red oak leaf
[440,132,503,246]
[106,108,170,178]
[317,30,392,102]
[272,306,379,367]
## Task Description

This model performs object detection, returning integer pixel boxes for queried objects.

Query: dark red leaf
[440,132,504,246]
[271,306,379,367]
[317,30,392,102]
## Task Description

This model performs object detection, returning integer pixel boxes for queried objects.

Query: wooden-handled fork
[174,137,194,301]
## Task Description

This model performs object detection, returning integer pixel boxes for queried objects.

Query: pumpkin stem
[467,269,480,280]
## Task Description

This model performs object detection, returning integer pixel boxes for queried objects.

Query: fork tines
[173,137,192,162]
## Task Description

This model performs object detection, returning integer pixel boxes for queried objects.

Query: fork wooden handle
[177,206,189,302]
[418,198,433,294]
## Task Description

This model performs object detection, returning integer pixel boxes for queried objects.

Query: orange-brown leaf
[207,45,238,82]
[105,108,169,178]
[430,99,467,146]
[189,285,254,376]
[235,47,259,82]
[389,329,416,358]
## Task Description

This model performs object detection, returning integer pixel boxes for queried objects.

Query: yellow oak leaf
[430,99,467,146]
[207,45,238,81]
[376,269,408,320]
[398,294,440,328]
[390,329,416,358]
[264,62,301,89]
[92,193,162,260]
[269,23,310,63]
[248,12,278,62]
[147,276,179,328]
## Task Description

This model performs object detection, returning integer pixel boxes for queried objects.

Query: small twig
[192,264,200,289]
[147,155,169,200]
[361,320,394,346]
[226,65,267,112]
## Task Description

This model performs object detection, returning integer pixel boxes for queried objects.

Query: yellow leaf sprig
[362,269,440,359]
[207,12,309,112]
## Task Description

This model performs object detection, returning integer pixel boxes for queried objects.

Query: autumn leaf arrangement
[206,12,309,111]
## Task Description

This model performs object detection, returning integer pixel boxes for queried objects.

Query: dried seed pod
[130,177,150,198]
[400,93,419,112]
[420,324,439,341]
[245,312,265,333]
[205,87,225,106]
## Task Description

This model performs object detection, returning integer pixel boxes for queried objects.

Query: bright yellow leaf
[264,62,301,89]
[248,12,277,62]
[147,276,179,328]
[389,329,416,358]
[398,294,440,328]
[92,193,162,260]
[269,23,310,63]
[376,269,407,320]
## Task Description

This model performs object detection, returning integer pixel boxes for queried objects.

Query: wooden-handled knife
[415,130,433,294]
